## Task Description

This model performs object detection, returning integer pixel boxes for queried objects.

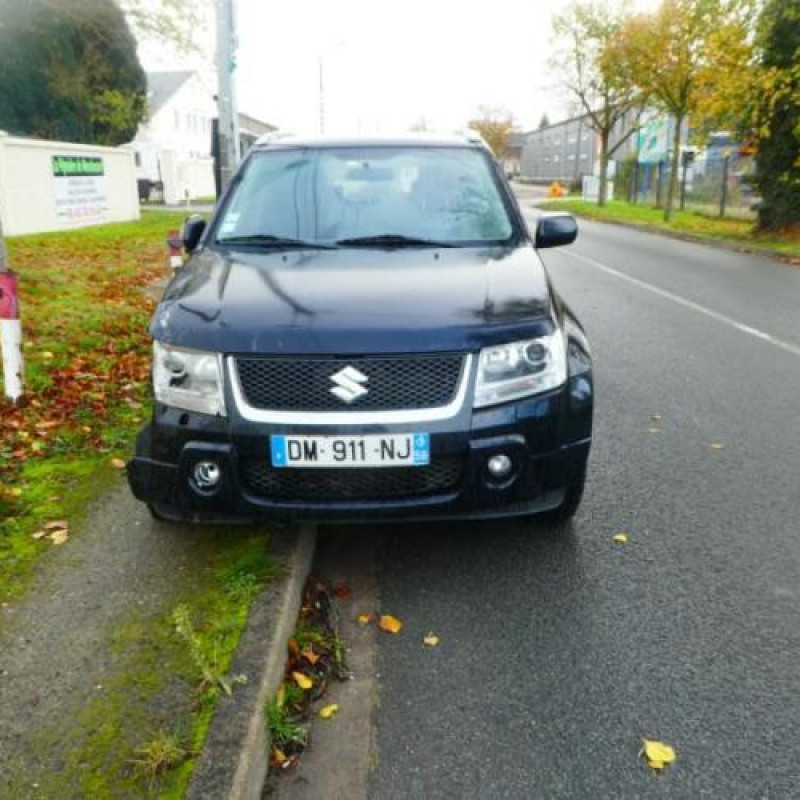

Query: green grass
[539,198,800,260]
[0,212,185,603]
[4,530,276,799]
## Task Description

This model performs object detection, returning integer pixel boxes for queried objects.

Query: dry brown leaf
[301,646,320,665]
[379,614,403,634]
[288,638,300,657]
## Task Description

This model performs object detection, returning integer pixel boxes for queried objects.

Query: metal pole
[720,155,730,218]
[216,0,241,192]
[680,161,687,211]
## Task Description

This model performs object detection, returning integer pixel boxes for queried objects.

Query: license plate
[270,433,430,468]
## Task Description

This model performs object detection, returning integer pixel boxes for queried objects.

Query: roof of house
[146,71,194,117]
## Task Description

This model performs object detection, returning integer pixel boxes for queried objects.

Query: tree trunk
[664,114,683,222]
[598,130,610,207]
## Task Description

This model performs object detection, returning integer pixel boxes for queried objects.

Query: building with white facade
[131,71,275,205]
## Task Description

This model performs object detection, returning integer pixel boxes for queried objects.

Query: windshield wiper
[216,234,338,250]
[333,234,456,248]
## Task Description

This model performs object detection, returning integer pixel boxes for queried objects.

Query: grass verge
[539,198,800,260]
[4,528,276,799]
[0,212,186,604]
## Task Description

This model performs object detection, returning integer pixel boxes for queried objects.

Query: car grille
[241,458,463,501]
[234,354,464,412]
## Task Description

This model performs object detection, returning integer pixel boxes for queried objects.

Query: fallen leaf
[292,671,313,690]
[332,583,352,598]
[50,530,69,545]
[44,520,68,531]
[711,443,726,450]
[301,646,320,665]
[272,747,287,765]
[358,613,373,626]
[379,614,403,634]
[613,532,629,545]
[31,530,47,540]
[319,703,339,719]
[641,738,677,770]
[288,638,300,657]
[111,458,126,470]
[423,632,440,648]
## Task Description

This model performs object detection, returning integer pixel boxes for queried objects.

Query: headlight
[474,331,566,408]
[153,342,226,416]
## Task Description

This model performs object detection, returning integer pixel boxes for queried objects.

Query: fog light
[487,454,512,478]
[193,460,221,490]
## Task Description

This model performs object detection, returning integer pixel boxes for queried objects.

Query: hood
[152,244,554,354]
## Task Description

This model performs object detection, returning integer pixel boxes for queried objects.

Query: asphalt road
[295,211,800,799]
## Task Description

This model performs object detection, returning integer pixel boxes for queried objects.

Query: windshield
[215,146,515,247]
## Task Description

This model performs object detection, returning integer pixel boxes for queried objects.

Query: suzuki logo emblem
[329,365,369,404]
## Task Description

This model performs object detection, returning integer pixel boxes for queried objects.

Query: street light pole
[216,0,241,191]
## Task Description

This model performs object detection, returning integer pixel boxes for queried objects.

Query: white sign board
[52,155,109,225]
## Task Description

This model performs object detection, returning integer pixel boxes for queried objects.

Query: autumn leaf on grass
[301,646,320,665]
[44,520,68,531]
[422,633,440,648]
[378,615,403,634]
[319,703,339,719]
[50,530,69,546]
[641,739,677,771]
[358,613,373,626]
[31,530,47,540]
[613,532,629,545]
[292,671,313,690]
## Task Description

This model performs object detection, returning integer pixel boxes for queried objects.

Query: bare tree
[551,0,645,205]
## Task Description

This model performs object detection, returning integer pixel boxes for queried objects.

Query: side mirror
[535,214,578,249]
[182,215,207,253]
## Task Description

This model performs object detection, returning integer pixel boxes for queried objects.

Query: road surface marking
[563,249,800,359]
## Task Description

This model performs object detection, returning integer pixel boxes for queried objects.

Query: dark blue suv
[127,133,592,525]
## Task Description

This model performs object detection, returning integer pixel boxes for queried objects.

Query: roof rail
[454,129,489,148]
[254,130,293,146]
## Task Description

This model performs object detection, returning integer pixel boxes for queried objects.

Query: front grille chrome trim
[227,354,473,425]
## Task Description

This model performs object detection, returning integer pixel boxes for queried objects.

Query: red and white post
[0,262,24,404]
[167,230,183,272]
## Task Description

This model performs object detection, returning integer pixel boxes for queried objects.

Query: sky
[141,0,658,135]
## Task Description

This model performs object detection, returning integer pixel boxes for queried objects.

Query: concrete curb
[188,523,317,800]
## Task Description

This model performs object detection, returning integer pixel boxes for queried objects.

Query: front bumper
[127,372,592,523]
